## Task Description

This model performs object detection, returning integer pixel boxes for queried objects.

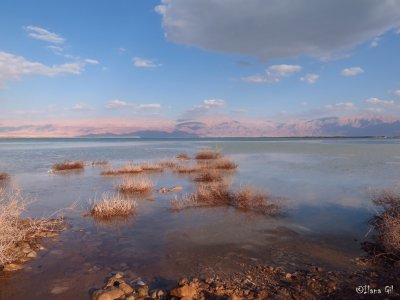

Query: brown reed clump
[171,184,280,216]
[101,164,143,176]
[0,173,9,180]
[52,160,84,171]
[88,193,137,219]
[117,176,153,194]
[234,188,280,215]
[211,157,238,170]
[140,162,164,172]
[174,164,202,174]
[158,159,179,169]
[0,188,64,267]
[91,160,109,166]
[194,170,223,183]
[369,190,400,257]
[194,149,221,160]
[176,153,190,160]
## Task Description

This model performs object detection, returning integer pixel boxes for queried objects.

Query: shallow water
[1,138,399,299]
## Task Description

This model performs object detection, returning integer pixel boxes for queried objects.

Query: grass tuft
[52,160,84,171]
[101,164,143,176]
[91,160,109,166]
[0,188,64,267]
[194,170,223,183]
[117,176,153,194]
[0,173,9,180]
[140,162,164,172]
[88,193,137,219]
[174,164,202,174]
[194,149,221,160]
[171,184,280,216]
[176,153,190,160]
[369,190,400,257]
[211,157,238,170]
[158,159,179,169]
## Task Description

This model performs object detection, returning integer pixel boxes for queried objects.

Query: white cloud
[105,99,130,109]
[393,90,400,97]
[25,26,65,44]
[85,59,99,65]
[370,36,380,47]
[72,104,94,111]
[300,73,319,84]
[183,99,226,118]
[46,45,63,54]
[365,97,394,106]
[155,4,167,15]
[156,0,400,60]
[132,57,161,68]
[325,102,356,111]
[0,51,82,88]
[341,67,364,77]
[242,64,302,83]
[203,99,225,108]
[366,107,384,113]
[105,100,161,110]
[137,104,161,109]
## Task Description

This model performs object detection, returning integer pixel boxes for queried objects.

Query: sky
[1,0,400,136]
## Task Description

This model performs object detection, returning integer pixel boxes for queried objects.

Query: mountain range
[79,115,400,138]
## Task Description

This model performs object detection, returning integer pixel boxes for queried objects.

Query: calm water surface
[0,138,399,299]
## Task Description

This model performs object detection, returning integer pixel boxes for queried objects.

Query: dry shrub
[0,173,9,180]
[234,188,280,215]
[211,158,238,170]
[370,190,400,256]
[171,184,280,216]
[176,153,190,160]
[91,160,109,166]
[52,160,84,171]
[88,193,137,219]
[158,159,179,169]
[195,149,221,160]
[174,164,202,174]
[101,164,143,176]
[117,176,153,194]
[140,162,164,172]
[0,188,64,266]
[194,170,223,183]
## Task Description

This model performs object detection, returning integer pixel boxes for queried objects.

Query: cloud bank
[156,0,400,60]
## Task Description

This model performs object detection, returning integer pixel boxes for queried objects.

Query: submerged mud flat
[1,138,400,299]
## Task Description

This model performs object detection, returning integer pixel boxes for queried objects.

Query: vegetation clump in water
[117,176,153,194]
[0,188,64,271]
[171,184,281,216]
[101,164,143,176]
[88,193,137,219]
[52,160,85,172]
[0,173,9,180]
[366,190,400,261]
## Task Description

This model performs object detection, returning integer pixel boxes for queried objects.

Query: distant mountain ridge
[79,115,400,138]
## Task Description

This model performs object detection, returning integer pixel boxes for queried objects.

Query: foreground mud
[91,260,400,300]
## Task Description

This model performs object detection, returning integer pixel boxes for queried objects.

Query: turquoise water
[0,138,399,299]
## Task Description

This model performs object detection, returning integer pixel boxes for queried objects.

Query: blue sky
[1,0,400,136]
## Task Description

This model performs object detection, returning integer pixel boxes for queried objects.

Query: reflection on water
[1,138,400,299]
